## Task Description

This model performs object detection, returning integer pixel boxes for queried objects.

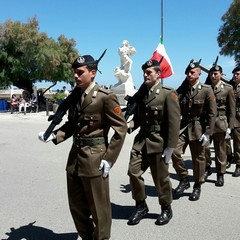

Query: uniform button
[146,121,148,124]
[146,113,148,116]
[76,145,79,147]
[77,134,80,136]
[78,113,80,115]
[78,123,80,126]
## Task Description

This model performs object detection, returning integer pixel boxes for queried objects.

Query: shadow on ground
[2,221,78,240]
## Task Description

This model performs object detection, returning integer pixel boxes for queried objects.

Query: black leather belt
[140,125,161,132]
[73,137,105,147]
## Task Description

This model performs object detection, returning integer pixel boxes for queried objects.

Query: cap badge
[77,57,85,63]
[147,60,153,66]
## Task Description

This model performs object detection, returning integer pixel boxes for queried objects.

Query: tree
[217,0,240,65]
[0,17,79,92]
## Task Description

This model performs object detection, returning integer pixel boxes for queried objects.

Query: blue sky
[0,0,235,91]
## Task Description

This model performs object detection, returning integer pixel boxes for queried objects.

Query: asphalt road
[0,112,239,240]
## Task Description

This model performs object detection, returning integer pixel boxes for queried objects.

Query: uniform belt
[73,137,105,147]
[140,125,161,132]
[182,116,200,122]
[217,110,226,116]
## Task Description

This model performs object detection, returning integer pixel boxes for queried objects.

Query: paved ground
[0,111,240,240]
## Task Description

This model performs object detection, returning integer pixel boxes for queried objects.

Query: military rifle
[199,57,230,84]
[122,83,147,121]
[43,87,81,140]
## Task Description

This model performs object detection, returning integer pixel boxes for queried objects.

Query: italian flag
[150,38,174,79]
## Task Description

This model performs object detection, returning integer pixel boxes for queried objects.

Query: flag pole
[161,0,164,85]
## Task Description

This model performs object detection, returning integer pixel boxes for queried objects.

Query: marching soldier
[172,60,217,201]
[38,51,127,240]
[127,59,180,226]
[204,64,235,186]
[231,65,240,177]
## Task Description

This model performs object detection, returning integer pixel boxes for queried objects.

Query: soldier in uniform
[203,65,235,186]
[38,51,127,240]
[127,59,181,226]
[231,65,240,177]
[172,60,217,201]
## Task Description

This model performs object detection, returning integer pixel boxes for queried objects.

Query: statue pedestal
[112,80,136,106]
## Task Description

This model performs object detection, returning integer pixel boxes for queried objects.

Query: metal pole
[161,0,164,42]
[161,0,164,85]
[46,98,49,116]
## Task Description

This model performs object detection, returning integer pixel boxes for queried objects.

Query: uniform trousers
[233,127,240,166]
[172,133,206,184]
[128,145,172,206]
[226,138,233,157]
[205,132,227,173]
[67,173,111,240]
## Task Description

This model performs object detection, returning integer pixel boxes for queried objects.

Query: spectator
[10,94,19,113]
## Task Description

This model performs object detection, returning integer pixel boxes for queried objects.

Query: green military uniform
[128,82,180,206]
[233,83,240,167]
[205,81,235,173]
[53,84,127,240]
[172,82,217,184]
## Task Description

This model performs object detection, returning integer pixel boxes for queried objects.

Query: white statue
[113,40,136,86]
[112,40,137,104]
[118,40,136,73]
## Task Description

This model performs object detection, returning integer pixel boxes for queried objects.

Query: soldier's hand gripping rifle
[43,87,81,140]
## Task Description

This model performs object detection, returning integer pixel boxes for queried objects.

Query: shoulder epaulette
[98,87,112,95]
[201,84,211,89]
[162,85,173,91]
[222,82,233,88]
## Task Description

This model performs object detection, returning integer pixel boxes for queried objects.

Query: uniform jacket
[212,81,235,133]
[130,82,181,154]
[178,81,217,141]
[53,84,127,177]
[234,85,240,128]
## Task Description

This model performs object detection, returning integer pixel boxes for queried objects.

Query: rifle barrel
[199,63,230,83]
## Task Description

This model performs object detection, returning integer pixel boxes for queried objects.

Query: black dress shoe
[215,173,224,186]
[155,205,173,225]
[232,165,240,177]
[127,201,149,225]
[174,177,190,195]
[189,187,201,201]
[203,166,212,181]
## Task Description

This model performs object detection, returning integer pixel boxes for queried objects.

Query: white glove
[99,160,112,178]
[225,128,231,139]
[38,131,56,143]
[199,134,209,146]
[162,147,174,164]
